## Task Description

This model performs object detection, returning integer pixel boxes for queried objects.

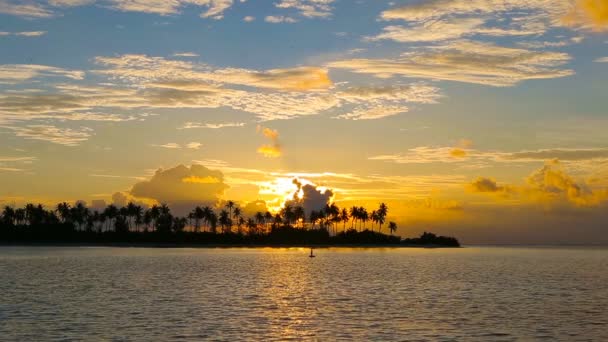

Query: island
[0,202,460,248]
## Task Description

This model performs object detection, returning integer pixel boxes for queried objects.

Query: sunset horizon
[1,2,608,245]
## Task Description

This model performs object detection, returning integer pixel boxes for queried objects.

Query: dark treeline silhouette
[0,201,459,247]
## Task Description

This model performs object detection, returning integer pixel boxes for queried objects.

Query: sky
[1,0,608,244]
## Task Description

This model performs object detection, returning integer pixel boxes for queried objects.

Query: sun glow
[257,177,311,212]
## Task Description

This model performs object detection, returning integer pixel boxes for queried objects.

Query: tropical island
[0,201,460,248]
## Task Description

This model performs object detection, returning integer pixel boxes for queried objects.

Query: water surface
[1,247,606,341]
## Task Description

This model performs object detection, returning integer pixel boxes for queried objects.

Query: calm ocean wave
[1,247,607,341]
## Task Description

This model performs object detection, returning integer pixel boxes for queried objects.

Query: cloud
[265,15,297,23]
[112,191,128,207]
[502,148,608,162]
[243,15,255,22]
[0,31,47,37]
[470,160,608,207]
[450,139,473,158]
[1,124,93,146]
[328,40,573,87]
[563,0,608,32]
[467,177,515,196]
[334,106,407,120]
[48,0,94,6]
[94,54,332,91]
[285,178,334,217]
[185,142,202,149]
[103,0,233,19]
[378,0,571,39]
[241,200,268,217]
[0,155,36,172]
[153,142,202,149]
[370,146,608,169]
[595,57,608,62]
[0,1,54,18]
[0,0,234,19]
[525,160,608,206]
[172,52,199,57]
[0,55,439,124]
[368,16,546,43]
[0,64,84,83]
[368,18,486,43]
[256,125,282,158]
[179,121,246,129]
[336,84,441,104]
[14,31,47,36]
[274,0,335,18]
[129,164,229,214]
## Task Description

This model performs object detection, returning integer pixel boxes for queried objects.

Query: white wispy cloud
[1,124,93,146]
[172,52,199,57]
[0,64,84,83]
[328,40,573,87]
[378,0,572,39]
[265,15,297,23]
[153,142,203,149]
[0,0,234,19]
[334,106,407,120]
[179,122,246,129]
[0,31,47,37]
[274,0,335,18]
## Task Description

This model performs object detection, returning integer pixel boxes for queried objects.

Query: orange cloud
[256,125,282,158]
[257,145,282,158]
[563,0,608,31]
[450,139,473,158]
[182,175,220,184]
[470,160,608,206]
[450,148,467,158]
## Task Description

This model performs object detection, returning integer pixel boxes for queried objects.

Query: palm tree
[340,208,349,232]
[293,206,305,228]
[56,202,71,223]
[233,207,242,223]
[219,209,230,233]
[388,221,397,235]
[349,206,358,229]
[193,206,204,232]
[2,206,15,226]
[202,206,213,232]
[207,211,218,234]
[14,208,25,226]
[359,207,368,231]
[149,205,160,231]
[370,210,378,231]
[281,204,294,226]
[246,218,256,235]
[233,207,243,234]
[255,211,264,231]
[225,200,235,228]
[309,210,318,229]
[272,213,282,229]
[264,211,273,232]
[377,203,388,233]
[103,204,118,232]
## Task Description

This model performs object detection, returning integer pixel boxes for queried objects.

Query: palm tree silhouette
[219,209,230,233]
[377,203,388,233]
[388,221,397,235]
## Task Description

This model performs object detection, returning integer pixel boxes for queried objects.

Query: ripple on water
[0,247,607,341]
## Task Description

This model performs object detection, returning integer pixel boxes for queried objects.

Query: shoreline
[0,242,461,249]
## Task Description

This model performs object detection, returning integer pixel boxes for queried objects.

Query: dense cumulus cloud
[129,164,228,215]
[285,179,334,217]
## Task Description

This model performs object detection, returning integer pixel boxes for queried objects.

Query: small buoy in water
[309,248,316,258]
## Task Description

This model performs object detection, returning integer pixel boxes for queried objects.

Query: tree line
[0,201,459,247]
